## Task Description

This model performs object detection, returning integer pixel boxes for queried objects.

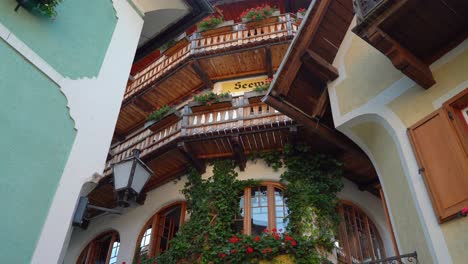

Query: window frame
[241,182,287,235]
[76,230,120,264]
[135,201,187,258]
[337,201,386,264]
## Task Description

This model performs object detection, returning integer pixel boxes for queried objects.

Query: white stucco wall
[64,160,393,264]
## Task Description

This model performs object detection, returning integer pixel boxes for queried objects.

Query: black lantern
[112,149,153,207]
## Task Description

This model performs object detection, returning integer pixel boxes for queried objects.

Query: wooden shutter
[408,108,468,222]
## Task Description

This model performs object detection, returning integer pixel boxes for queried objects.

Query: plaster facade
[65,161,394,264]
[328,16,468,264]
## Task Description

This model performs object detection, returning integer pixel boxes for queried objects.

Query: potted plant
[295,7,307,25]
[144,105,181,133]
[15,0,62,19]
[189,92,232,113]
[197,16,235,37]
[244,78,272,104]
[159,37,189,57]
[240,5,279,29]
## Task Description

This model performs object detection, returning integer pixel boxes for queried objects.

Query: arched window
[136,202,186,258]
[336,202,386,264]
[234,182,288,235]
[76,231,120,264]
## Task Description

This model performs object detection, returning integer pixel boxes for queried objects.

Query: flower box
[188,95,233,113]
[161,38,189,57]
[144,108,181,133]
[15,0,60,18]
[244,90,267,104]
[259,254,294,264]
[244,16,279,29]
[200,20,234,37]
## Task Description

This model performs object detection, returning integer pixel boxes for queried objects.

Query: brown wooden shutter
[408,108,468,222]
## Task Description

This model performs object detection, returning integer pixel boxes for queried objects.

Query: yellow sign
[218,76,269,94]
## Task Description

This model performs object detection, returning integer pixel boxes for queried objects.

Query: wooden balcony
[87,96,296,212]
[352,0,468,89]
[115,14,299,138]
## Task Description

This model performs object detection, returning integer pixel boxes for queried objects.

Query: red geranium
[262,248,273,254]
[218,252,227,258]
[230,249,238,254]
[461,207,468,216]
[263,228,269,233]
[246,246,254,254]
[254,236,261,242]
[291,240,297,246]
[229,235,240,243]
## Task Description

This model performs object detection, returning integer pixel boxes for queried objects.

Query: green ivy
[139,144,343,263]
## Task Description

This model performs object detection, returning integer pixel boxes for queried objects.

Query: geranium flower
[230,249,238,254]
[254,236,261,242]
[291,240,297,246]
[246,246,254,253]
[461,207,468,216]
[218,252,227,258]
[263,228,269,233]
[229,235,240,243]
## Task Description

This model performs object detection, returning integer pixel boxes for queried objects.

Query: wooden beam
[302,49,339,83]
[380,188,401,258]
[366,28,435,89]
[274,0,333,95]
[312,89,329,118]
[265,46,273,78]
[264,94,365,157]
[132,97,155,113]
[177,141,206,174]
[191,59,213,89]
[230,136,247,171]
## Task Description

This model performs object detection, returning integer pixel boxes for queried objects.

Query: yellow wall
[334,34,403,115]
[333,24,468,262]
[214,75,269,94]
[388,49,468,127]
[350,122,433,264]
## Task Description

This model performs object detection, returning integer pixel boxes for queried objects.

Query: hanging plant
[197,15,224,31]
[15,0,62,18]
[240,4,278,22]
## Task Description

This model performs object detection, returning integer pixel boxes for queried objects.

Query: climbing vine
[137,144,343,264]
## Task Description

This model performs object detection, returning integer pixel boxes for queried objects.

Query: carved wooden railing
[105,96,293,174]
[125,14,298,100]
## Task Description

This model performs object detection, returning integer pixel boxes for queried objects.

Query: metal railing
[362,252,419,264]
[125,14,298,100]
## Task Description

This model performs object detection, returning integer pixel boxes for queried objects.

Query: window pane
[274,188,288,232]
[233,191,244,233]
[109,241,120,264]
[140,226,152,255]
[251,186,268,235]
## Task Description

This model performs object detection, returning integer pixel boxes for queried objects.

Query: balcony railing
[125,14,298,100]
[105,95,293,174]
[362,252,419,264]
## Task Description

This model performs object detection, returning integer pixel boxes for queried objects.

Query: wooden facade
[352,0,468,89]
[90,2,379,216]
[116,14,298,138]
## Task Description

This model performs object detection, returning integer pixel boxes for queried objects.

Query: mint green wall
[0,40,76,263]
[0,0,117,78]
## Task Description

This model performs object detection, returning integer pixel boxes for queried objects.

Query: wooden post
[380,188,400,258]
